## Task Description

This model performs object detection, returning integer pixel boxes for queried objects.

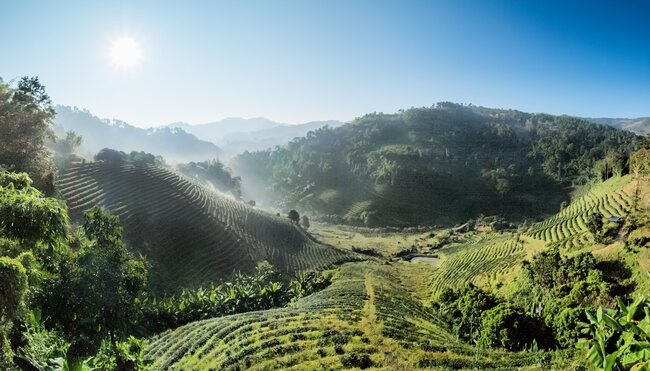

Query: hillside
[145,262,558,370]
[231,103,640,227]
[56,161,360,291]
[143,174,650,369]
[54,106,222,162]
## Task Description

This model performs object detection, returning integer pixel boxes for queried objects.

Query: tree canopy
[0,77,57,193]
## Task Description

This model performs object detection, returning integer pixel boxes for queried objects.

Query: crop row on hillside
[428,235,526,295]
[145,263,552,369]
[526,176,633,249]
[57,162,361,291]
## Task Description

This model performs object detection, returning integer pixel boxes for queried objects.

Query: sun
[109,36,142,69]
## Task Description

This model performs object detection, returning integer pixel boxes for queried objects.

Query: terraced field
[525,176,634,249]
[145,262,552,370]
[57,161,361,290]
[428,234,526,296]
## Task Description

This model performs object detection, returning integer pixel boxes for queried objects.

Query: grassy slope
[145,176,649,369]
[57,161,361,291]
[145,263,558,370]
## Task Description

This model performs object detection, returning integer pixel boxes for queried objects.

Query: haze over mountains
[168,118,346,156]
[587,117,650,135]
[54,106,223,163]
[55,106,346,160]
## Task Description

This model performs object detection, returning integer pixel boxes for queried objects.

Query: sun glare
[109,36,142,69]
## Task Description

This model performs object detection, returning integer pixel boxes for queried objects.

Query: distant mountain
[168,117,286,143]
[168,118,346,157]
[218,120,346,155]
[586,117,650,135]
[55,106,222,163]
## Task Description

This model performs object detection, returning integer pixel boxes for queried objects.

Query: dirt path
[362,272,413,370]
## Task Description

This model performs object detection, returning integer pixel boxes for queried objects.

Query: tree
[75,206,148,355]
[94,148,126,166]
[49,131,83,172]
[0,170,68,253]
[629,148,650,210]
[478,303,547,351]
[0,256,28,367]
[586,212,604,238]
[439,284,497,343]
[0,77,57,193]
[301,215,310,229]
[288,210,300,224]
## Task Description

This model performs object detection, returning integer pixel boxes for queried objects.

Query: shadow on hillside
[597,260,635,296]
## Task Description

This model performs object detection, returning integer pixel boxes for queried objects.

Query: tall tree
[75,206,148,355]
[0,77,56,193]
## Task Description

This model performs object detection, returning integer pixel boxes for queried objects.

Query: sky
[1,0,649,127]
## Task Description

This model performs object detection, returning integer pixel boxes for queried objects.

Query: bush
[94,148,126,165]
[340,351,372,368]
[16,310,71,370]
[0,256,28,367]
[92,336,150,371]
[553,307,586,348]
[440,284,497,342]
[478,303,549,351]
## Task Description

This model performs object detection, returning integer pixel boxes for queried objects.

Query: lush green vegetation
[2,76,650,370]
[526,176,634,249]
[0,77,57,194]
[137,265,332,334]
[232,103,639,226]
[0,167,148,367]
[578,296,650,370]
[145,263,567,370]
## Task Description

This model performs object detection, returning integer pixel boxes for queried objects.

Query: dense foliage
[232,103,639,226]
[0,256,28,367]
[439,284,550,351]
[578,296,650,370]
[94,148,165,166]
[138,266,331,334]
[0,77,57,194]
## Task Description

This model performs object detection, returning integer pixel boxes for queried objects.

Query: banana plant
[577,296,650,370]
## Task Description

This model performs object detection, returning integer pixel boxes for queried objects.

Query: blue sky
[1,0,649,127]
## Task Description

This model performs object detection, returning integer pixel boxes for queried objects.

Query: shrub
[16,310,71,370]
[340,351,372,369]
[92,336,150,371]
[440,284,497,342]
[0,256,28,367]
[478,303,550,351]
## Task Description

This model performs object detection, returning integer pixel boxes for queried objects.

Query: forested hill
[231,103,640,227]
[54,106,222,162]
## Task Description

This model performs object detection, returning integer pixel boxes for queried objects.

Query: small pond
[409,256,440,264]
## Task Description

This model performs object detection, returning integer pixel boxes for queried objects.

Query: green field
[525,176,634,249]
[145,262,567,370]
